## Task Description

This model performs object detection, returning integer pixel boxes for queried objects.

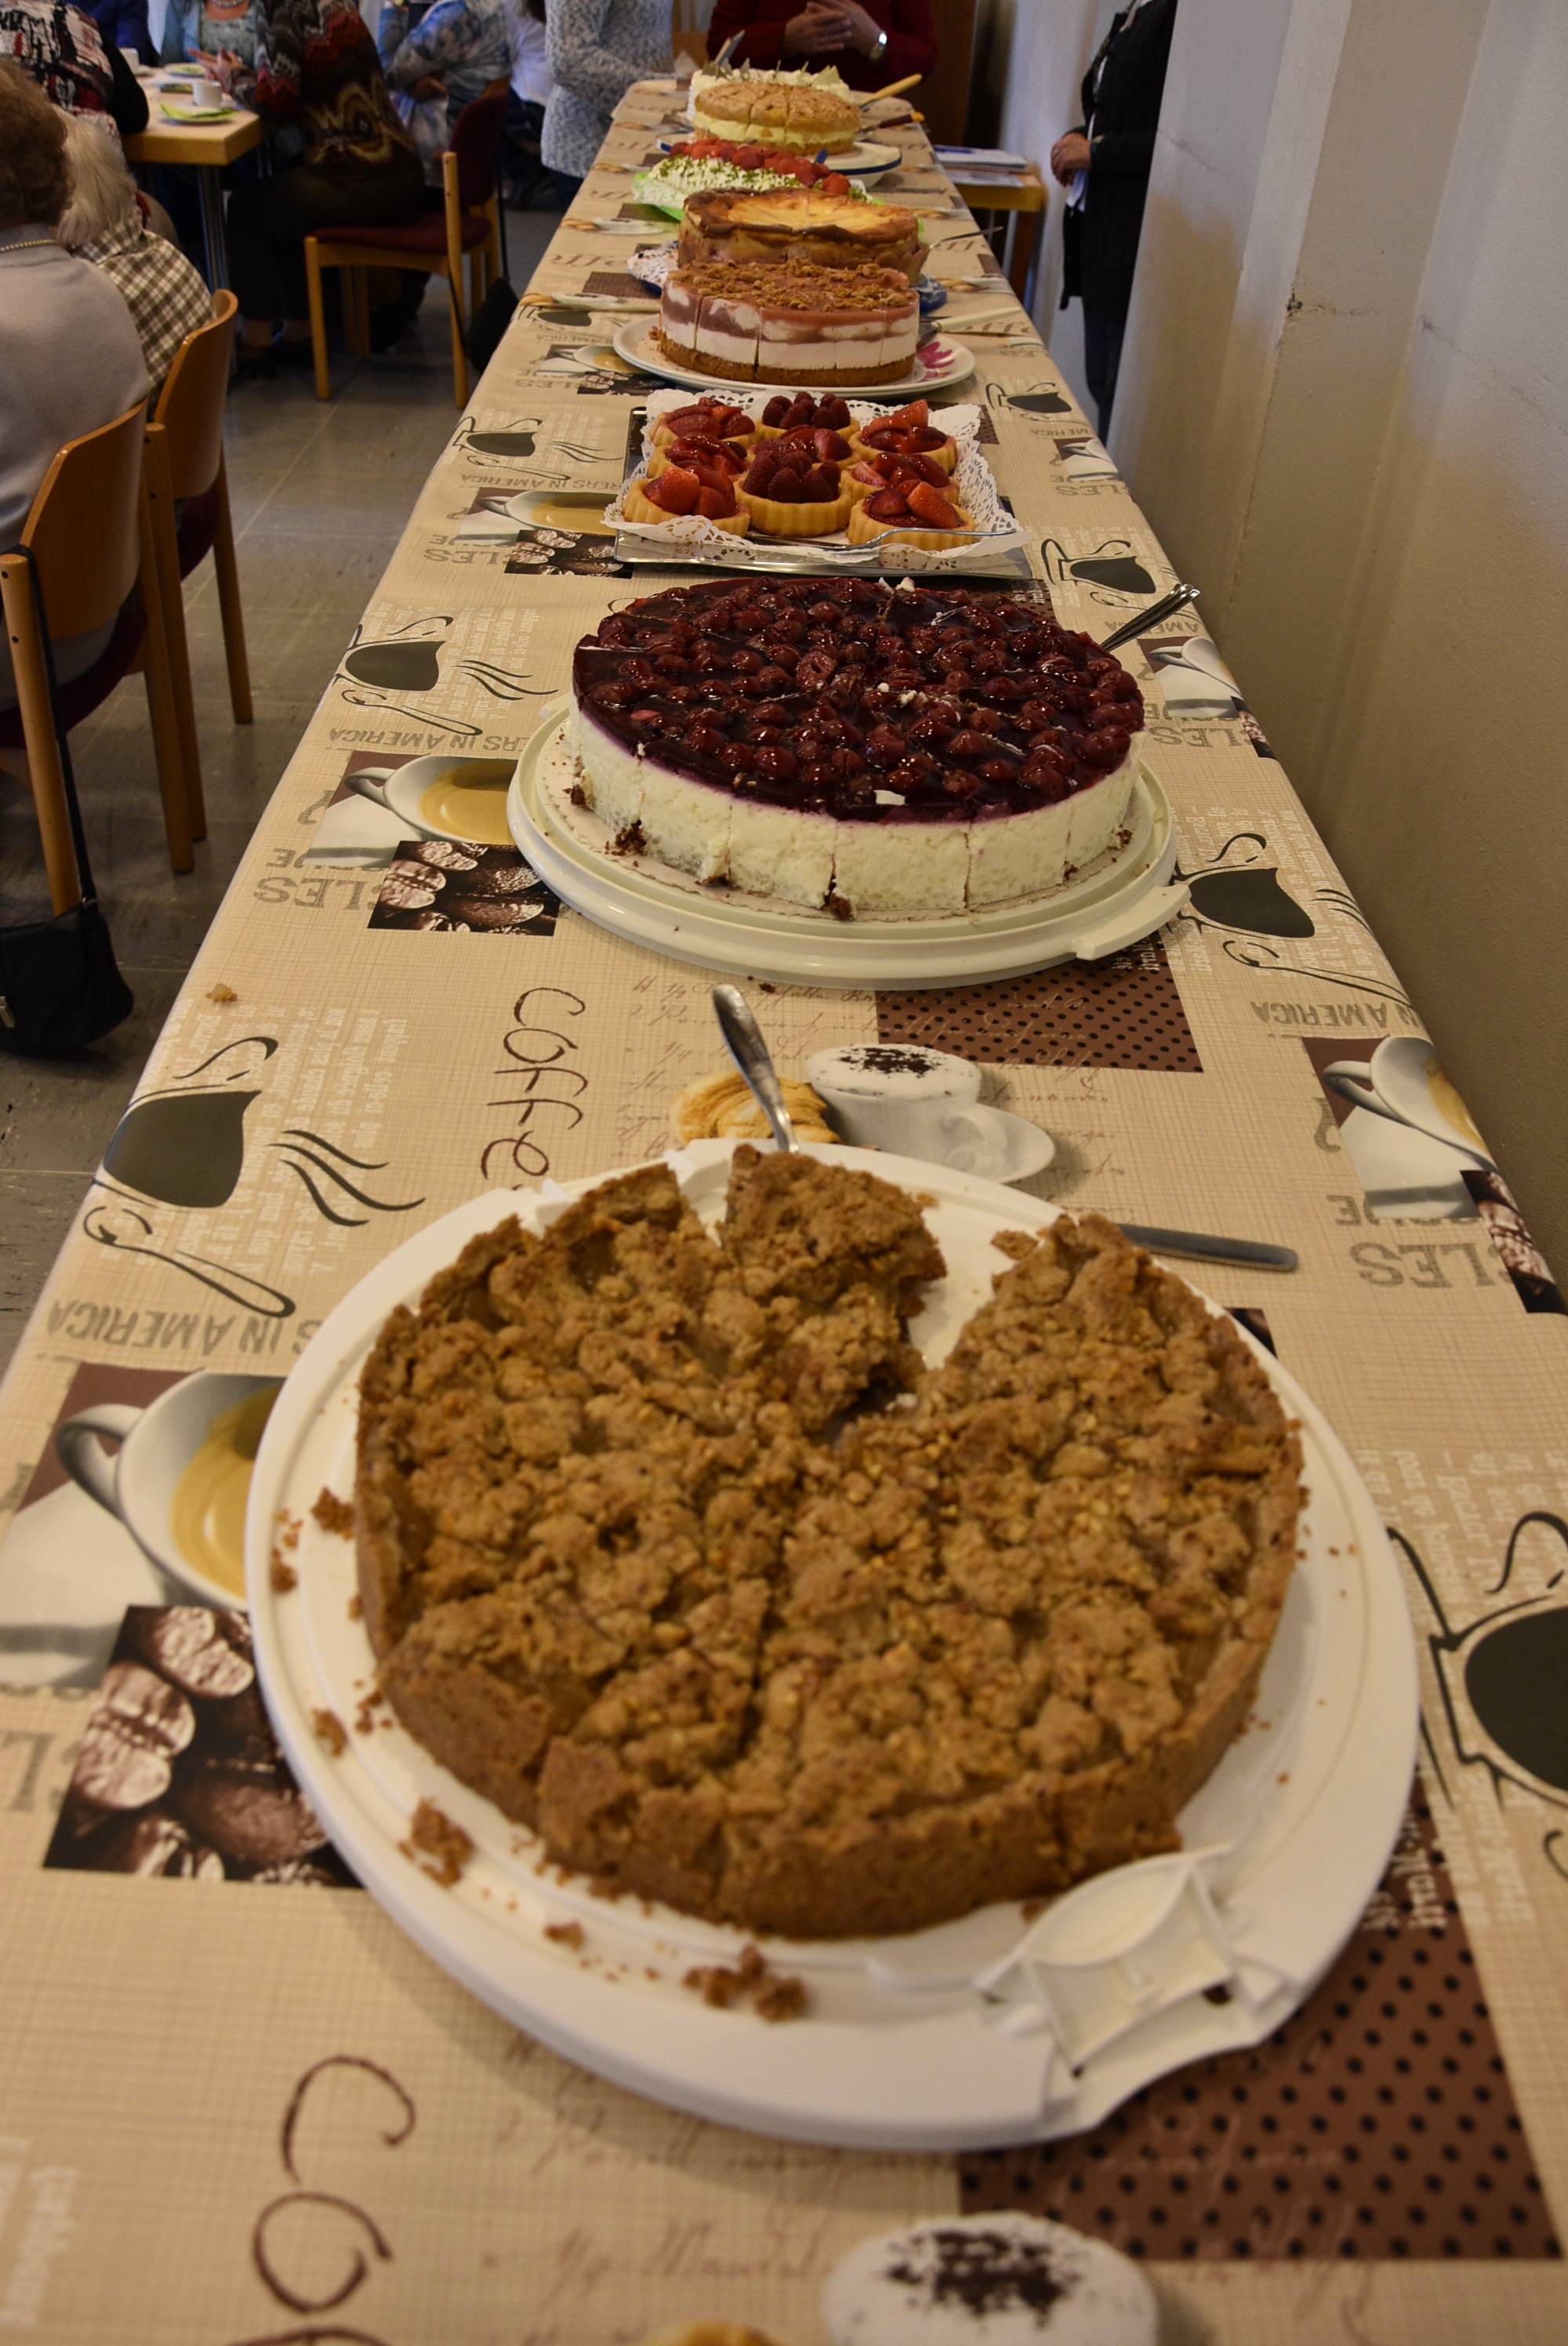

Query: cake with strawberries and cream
[657,260,919,387]
[565,579,1146,915]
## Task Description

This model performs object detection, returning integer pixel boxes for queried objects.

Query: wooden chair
[0,401,191,913]
[142,286,253,841]
[303,92,507,409]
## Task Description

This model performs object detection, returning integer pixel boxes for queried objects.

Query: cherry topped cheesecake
[566,579,1145,914]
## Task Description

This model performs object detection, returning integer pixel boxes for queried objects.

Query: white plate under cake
[567,579,1146,914]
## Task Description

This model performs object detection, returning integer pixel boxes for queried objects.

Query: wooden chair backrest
[21,400,149,641]
[152,287,238,501]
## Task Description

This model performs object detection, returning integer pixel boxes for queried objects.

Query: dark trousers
[1083,306,1127,441]
[227,154,424,324]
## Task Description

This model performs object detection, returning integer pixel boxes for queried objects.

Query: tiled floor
[0,208,561,1374]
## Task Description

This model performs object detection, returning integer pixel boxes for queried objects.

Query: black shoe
[276,336,318,368]
[368,298,420,354]
[233,340,278,381]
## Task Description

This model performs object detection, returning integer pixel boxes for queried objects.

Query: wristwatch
[869,27,889,64]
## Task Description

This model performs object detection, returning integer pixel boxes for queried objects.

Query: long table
[1,82,1564,2346]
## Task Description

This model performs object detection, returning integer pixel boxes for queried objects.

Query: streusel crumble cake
[356,1151,1300,1939]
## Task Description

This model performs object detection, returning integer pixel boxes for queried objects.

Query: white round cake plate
[506,703,1189,989]
[613,321,976,398]
[247,1142,1417,2152]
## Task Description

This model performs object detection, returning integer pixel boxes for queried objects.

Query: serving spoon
[713,984,800,1151]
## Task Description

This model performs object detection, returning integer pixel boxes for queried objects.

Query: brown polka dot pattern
[584,271,650,300]
[877,935,1202,1072]
[959,1792,1560,2262]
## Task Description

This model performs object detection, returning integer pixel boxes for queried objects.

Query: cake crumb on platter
[545,1919,586,1949]
[312,1708,347,1756]
[269,1553,297,1593]
[311,1487,354,1537]
[683,1942,808,2021]
[401,1799,474,1887]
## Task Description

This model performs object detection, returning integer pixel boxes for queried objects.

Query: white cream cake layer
[833,814,969,913]
[965,755,1136,906]
[728,794,837,902]
[572,695,1143,914]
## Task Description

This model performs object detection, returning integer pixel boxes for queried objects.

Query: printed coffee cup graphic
[343,637,443,691]
[103,1084,259,1208]
[56,1372,281,1607]
[99,1032,277,1208]
[1321,1034,1494,1166]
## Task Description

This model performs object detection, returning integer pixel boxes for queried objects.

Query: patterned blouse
[76,212,213,402]
[234,0,418,177]
[378,0,509,185]
[1,0,114,118]
[541,0,669,180]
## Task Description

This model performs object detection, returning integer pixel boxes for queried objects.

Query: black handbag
[0,546,134,1056]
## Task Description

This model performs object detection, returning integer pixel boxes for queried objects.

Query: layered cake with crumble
[657,260,919,387]
[355,1149,1302,1941]
[677,188,926,282]
[565,579,1146,914]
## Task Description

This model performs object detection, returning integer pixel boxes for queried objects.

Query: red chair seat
[0,601,145,750]
[316,213,492,255]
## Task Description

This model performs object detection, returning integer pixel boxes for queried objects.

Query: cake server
[1098,583,1200,652]
[712,985,800,1152]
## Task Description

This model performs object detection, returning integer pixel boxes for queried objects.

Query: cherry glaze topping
[575,581,1145,822]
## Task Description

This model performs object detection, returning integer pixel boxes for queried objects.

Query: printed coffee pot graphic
[1396,1513,1568,1807]
[1175,833,1316,939]
[100,1036,277,1209]
[463,416,542,459]
[988,380,1072,416]
[344,633,444,692]
[1040,536,1157,595]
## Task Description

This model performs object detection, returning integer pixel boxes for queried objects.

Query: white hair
[56,113,138,249]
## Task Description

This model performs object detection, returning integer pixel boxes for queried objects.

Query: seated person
[0,61,149,709]
[213,0,423,374]
[82,0,154,65]
[56,112,210,402]
[541,0,670,199]
[377,0,509,186]
[0,0,149,131]
[502,0,574,207]
[705,0,936,89]
[160,0,263,70]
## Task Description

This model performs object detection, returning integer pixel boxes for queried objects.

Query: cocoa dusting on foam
[885,2225,1070,2319]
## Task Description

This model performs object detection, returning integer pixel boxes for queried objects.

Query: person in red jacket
[705,0,935,92]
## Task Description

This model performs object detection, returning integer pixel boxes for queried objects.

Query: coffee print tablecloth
[0,85,1564,2346]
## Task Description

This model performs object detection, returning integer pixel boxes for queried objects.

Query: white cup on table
[190,76,224,107]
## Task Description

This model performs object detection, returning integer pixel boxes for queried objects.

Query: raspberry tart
[566,579,1147,912]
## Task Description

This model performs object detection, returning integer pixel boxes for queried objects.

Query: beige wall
[986,0,1566,1272]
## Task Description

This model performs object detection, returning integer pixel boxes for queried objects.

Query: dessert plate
[247,1141,1417,2150]
[613,321,976,398]
[505,703,1189,988]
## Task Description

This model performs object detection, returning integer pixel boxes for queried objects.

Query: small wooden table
[945,162,1047,302]
[123,97,265,291]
